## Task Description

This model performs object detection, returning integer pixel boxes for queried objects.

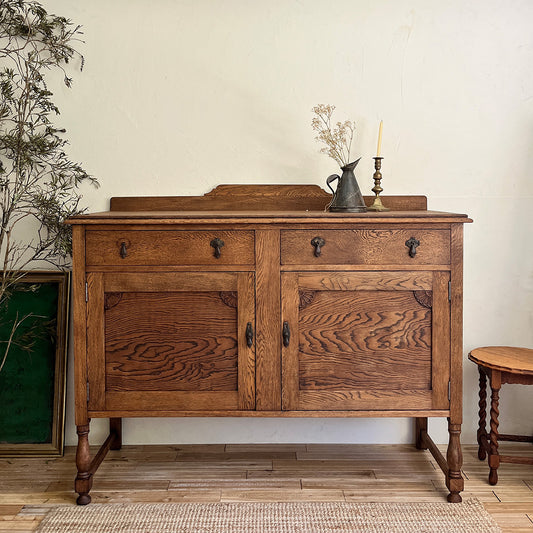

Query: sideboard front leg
[446,420,464,503]
[75,422,92,505]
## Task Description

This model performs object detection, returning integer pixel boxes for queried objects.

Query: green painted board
[0,277,65,448]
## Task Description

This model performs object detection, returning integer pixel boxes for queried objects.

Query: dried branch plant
[311,104,356,168]
[0,0,98,369]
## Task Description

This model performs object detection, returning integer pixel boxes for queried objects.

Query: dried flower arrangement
[311,104,356,168]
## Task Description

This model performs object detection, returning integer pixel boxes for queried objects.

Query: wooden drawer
[86,230,255,266]
[280,229,450,265]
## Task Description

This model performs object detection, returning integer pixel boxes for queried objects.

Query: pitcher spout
[341,157,362,172]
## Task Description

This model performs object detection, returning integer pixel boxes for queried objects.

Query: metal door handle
[245,322,254,348]
[282,321,290,347]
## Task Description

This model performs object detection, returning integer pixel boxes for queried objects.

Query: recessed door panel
[282,271,450,411]
[87,272,255,412]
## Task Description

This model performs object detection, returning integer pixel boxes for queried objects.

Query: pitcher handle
[326,174,340,195]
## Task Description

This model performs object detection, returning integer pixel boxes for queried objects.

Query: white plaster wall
[38,0,532,446]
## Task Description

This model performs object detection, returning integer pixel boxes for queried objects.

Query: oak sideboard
[67,184,472,504]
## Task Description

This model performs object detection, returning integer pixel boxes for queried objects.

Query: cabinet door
[281,271,450,411]
[86,271,255,412]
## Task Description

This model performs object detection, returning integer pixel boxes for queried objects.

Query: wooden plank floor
[0,443,532,532]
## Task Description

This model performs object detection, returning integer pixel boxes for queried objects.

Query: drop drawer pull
[311,236,326,257]
[405,237,420,258]
[210,238,225,259]
[119,242,128,259]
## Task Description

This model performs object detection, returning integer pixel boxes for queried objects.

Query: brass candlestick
[367,156,389,212]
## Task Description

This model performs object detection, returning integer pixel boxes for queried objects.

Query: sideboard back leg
[415,417,428,450]
[75,422,92,505]
[110,418,122,450]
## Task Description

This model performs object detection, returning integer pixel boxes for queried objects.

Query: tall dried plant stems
[311,104,355,168]
[0,0,98,370]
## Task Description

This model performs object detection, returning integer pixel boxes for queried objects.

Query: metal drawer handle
[210,238,225,259]
[246,322,254,348]
[311,236,325,257]
[405,237,420,258]
[119,241,128,259]
[282,321,291,347]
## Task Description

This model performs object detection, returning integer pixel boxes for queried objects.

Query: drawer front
[86,230,255,266]
[281,229,450,265]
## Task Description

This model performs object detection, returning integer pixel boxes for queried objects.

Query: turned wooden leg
[110,418,122,450]
[488,371,501,485]
[477,368,488,460]
[446,420,463,503]
[415,417,428,450]
[75,422,92,505]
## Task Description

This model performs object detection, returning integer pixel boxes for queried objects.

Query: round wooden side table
[468,346,533,485]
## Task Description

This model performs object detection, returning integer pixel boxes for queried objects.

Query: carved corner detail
[299,290,316,310]
[413,290,433,308]
[219,291,238,308]
[104,293,123,310]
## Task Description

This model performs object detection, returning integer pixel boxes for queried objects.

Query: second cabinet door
[281,271,450,411]
[86,271,255,413]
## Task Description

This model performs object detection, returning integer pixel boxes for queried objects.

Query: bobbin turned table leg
[488,370,501,485]
[477,368,488,460]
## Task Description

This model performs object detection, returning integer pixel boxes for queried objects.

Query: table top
[469,346,533,375]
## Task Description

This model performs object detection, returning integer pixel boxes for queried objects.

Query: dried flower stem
[312,104,356,168]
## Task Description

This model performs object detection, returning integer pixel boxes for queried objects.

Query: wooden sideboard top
[67,185,472,224]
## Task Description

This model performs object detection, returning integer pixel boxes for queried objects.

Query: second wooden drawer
[281,229,450,265]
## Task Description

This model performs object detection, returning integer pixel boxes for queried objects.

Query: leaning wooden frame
[0,271,70,456]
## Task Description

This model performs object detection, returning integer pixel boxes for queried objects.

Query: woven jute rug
[35,499,501,533]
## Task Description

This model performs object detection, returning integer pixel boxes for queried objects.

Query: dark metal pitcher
[326,158,367,213]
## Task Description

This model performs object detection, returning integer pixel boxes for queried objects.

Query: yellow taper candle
[376,120,383,157]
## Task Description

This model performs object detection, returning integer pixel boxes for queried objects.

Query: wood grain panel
[299,354,431,390]
[281,273,300,410]
[105,391,239,411]
[255,230,281,410]
[281,229,450,265]
[109,185,428,212]
[104,292,238,392]
[432,271,451,409]
[298,291,432,391]
[297,390,434,411]
[72,225,89,425]
[104,272,237,293]
[449,223,464,424]
[86,272,105,411]
[87,408,450,418]
[237,272,256,410]
[86,230,254,266]
[296,271,433,291]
